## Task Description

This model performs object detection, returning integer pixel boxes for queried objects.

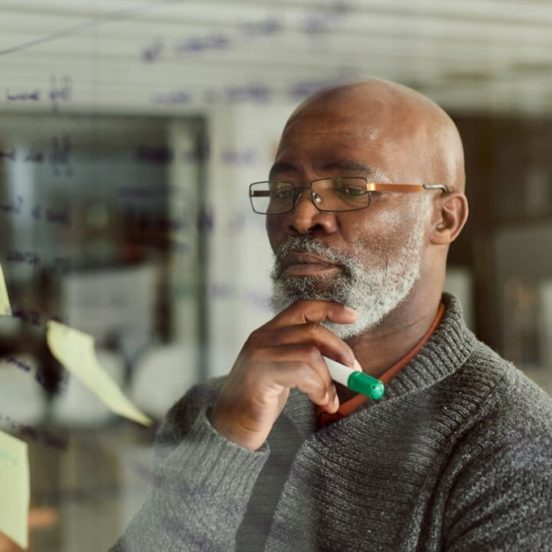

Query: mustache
[272,237,351,279]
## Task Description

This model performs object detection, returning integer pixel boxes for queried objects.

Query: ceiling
[1,0,552,115]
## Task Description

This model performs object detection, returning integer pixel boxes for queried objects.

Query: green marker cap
[347,371,385,401]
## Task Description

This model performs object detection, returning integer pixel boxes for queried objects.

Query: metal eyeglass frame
[248,178,450,215]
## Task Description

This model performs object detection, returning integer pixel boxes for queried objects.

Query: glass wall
[1,1,551,549]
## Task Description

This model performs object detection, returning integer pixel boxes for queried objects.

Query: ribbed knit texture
[112,294,552,551]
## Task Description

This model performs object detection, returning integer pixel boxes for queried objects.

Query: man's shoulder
[452,339,552,444]
[467,339,551,409]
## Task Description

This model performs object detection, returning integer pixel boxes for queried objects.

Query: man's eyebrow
[269,161,297,179]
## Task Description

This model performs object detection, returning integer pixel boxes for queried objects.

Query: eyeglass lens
[250,177,371,214]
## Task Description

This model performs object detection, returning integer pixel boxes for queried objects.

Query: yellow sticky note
[46,321,152,427]
[0,430,29,549]
[0,263,12,316]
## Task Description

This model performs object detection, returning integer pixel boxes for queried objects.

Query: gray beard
[270,211,427,340]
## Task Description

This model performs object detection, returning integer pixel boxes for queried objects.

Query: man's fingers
[258,359,339,413]
[262,323,357,368]
[254,343,336,387]
[263,300,357,330]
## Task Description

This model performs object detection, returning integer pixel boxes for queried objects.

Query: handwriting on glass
[1,351,68,400]
[5,75,72,111]
[9,309,65,327]
[0,412,67,451]
[4,250,71,274]
[0,196,71,227]
[0,134,72,176]
[134,144,256,165]
[141,15,283,63]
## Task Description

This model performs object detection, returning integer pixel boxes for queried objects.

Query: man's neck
[337,295,443,402]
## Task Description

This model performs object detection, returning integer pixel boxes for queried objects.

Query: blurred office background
[0,0,551,549]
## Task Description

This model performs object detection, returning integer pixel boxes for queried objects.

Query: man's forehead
[280,81,444,149]
[275,112,399,172]
[276,121,389,166]
[281,111,384,139]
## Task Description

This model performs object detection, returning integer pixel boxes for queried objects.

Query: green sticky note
[0,430,29,549]
[0,263,12,316]
[46,320,152,427]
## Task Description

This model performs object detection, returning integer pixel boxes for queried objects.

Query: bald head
[283,79,465,192]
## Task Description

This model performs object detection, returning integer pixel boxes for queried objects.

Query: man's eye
[271,188,294,199]
[338,186,368,197]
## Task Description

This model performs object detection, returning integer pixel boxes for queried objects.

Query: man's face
[267,103,431,338]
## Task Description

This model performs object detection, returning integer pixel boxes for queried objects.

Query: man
[113,80,552,551]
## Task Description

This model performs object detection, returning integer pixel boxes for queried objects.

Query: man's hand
[210,300,358,451]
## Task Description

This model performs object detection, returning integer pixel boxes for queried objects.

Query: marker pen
[323,356,385,400]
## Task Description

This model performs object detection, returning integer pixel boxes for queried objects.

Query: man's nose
[286,189,337,236]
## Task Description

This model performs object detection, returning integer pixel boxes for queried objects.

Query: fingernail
[343,306,357,316]
[333,395,340,411]
[353,359,363,371]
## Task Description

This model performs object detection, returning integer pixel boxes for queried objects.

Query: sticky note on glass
[46,321,152,427]
[0,430,30,549]
[0,263,12,316]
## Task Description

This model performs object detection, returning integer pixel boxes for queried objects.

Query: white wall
[206,102,295,378]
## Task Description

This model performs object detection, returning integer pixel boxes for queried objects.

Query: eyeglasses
[248,177,449,215]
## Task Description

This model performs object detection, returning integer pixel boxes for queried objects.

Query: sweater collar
[383,293,476,399]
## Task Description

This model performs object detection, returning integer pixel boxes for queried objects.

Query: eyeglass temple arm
[366,182,449,193]
[250,183,450,196]
[423,183,449,194]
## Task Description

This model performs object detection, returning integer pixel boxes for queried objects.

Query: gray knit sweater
[113,295,552,551]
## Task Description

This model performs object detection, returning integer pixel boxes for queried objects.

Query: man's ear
[429,192,469,245]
